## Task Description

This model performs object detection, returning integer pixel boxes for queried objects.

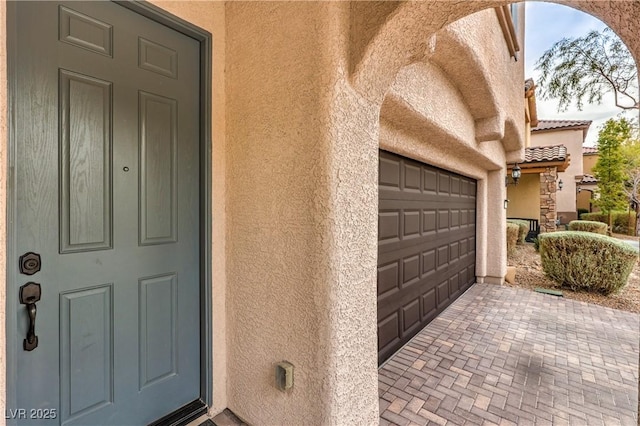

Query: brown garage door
[378,150,477,364]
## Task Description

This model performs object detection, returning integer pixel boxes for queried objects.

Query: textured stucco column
[479,169,507,284]
[226,3,378,424]
[475,176,489,281]
[540,167,558,233]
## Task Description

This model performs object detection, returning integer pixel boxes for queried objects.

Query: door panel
[59,69,113,253]
[14,2,201,424]
[139,91,178,245]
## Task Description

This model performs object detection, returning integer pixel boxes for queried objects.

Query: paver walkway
[379,283,639,425]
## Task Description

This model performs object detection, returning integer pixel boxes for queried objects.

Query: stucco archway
[348,1,640,421]
[351,0,640,106]
[351,0,640,298]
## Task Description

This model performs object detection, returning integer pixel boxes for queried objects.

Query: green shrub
[506,223,519,257]
[507,219,528,244]
[577,208,589,219]
[581,211,637,234]
[539,231,638,295]
[532,237,540,252]
[567,220,608,234]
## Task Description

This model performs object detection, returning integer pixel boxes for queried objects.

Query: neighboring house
[507,145,570,234]
[508,119,591,233]
[530,120,592,223]
[577,146,600,212]
[2,1,640,425]
[507,83,577,235]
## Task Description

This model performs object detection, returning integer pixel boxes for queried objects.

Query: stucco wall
[577,189,594,212]
[531,129,584,218]
[578,154,598,212]
[225,3,378,423]
[583,153,598,174]
[225,3,520,423]
[507,174,540,220]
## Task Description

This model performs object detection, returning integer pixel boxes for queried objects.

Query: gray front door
[13,2,201,424]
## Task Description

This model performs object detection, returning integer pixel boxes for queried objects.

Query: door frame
[5,0,213,421]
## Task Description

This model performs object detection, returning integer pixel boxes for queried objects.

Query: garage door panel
[439,174,450,193]
[437,280,449,305]
[404,164,421,191]
[421,289,437,321]
[422,249,436,276]
[379,199,474,210]
[423,209,437,234]
[378,150,476,364]
[424,169,438,193]
[402,255,420,285]
[451,209,461,228]
[403,210,421,239]
[438,210,450,230]
[402,300,421,332]
[379,156,401,188]
[450,241,459,262]
[449,273,460,296]
[378,191,475,205]
[378,211,400,243]
[436,245,449,269]
[451,176,461,195]
[378,275,437,319]
[378,225,475,256]
[378,313,400,352]
[377,261,399,296]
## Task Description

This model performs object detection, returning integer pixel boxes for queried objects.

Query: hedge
[580,211,637,234]
[507,219,528,244]
[567,220,607,235]
[539,231,638,295]
[506,223,519,257]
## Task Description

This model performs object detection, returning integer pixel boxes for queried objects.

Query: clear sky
[525,2,636,146]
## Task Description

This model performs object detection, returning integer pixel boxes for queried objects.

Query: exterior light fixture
[558,179,564,191]
[505,164,521,186]
[576,184,582,193]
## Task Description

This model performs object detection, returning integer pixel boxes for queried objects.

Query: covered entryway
[378,150,477,363]
[10,2,205,424]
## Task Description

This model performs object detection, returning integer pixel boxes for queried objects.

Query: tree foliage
[535,28,638,112]
[593,118,632,217]
[620,123,640,234]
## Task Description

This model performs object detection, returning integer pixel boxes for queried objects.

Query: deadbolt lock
[19,252,41,276]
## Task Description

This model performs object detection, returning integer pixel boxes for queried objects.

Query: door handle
[19,282,41,351]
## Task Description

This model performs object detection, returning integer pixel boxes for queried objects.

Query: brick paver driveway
[379,283,639,425]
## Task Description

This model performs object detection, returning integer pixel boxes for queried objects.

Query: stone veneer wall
[540,167,558,233]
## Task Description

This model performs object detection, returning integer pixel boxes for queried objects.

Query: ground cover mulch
[506,236,640,314]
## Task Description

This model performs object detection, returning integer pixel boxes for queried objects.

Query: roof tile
[532,119,592,132]
[524,145,567,163]
[583,146,598,155]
